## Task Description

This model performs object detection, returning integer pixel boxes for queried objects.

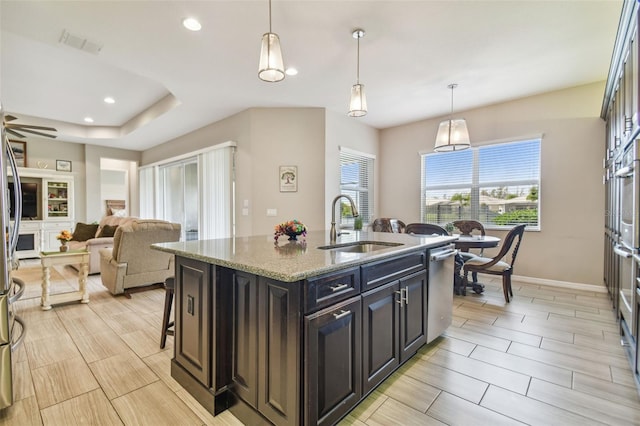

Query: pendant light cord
[356,35,360,84]
[268,0,272,33]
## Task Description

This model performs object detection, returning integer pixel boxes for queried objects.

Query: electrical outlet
[267,209,277,216]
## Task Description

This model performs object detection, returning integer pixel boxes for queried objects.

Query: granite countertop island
[152,229,456,282]
[152,229,457,426]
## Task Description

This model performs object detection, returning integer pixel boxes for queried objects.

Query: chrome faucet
[330,194,359,244]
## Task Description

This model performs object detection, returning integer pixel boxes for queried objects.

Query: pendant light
[258,0,285,82]
[348,29,367,117]
[434,83,470,152]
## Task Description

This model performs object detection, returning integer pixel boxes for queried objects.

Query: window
[340,148,374,227]
[421,138,540,229]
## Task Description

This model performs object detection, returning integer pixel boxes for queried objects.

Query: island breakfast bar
[152,230,457,426]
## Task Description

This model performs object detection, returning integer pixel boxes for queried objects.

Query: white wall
[325,110,380,227]
[380,82,606,286]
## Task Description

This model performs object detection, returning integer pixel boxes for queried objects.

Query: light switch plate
[267,209,277,216]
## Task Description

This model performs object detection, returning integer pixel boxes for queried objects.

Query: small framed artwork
[8,140,26,167]
[56,159,72,172]
[279,165,297,192]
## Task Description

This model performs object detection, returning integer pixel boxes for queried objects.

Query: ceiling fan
[3,114,57,139]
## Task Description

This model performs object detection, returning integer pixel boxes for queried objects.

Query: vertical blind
[340,147,374,225]
[138,142,236,240]
[421,138,541,229]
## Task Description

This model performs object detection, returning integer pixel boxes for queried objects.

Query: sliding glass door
[139,141,236,241]
[159,159,199,241]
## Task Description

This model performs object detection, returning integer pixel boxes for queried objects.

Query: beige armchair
[99,219,181,296]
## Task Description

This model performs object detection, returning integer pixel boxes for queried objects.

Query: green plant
[354,217,363,230]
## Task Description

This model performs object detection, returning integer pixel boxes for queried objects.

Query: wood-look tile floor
[2,262,640,425]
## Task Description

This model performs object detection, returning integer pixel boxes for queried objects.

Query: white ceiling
[0,0,623,151]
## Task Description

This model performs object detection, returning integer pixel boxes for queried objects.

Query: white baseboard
[512,274,608,293]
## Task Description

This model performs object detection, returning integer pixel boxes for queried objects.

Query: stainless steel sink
[317,241,403,253]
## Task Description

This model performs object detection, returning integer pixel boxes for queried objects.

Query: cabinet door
[44,179,73,221]
[258,278,301,426]
[175,257,211,387]
[399,271,428,361]
[41,222,74,252]
[362,281,399,395]
[305,296,361,426]
[231,271,258,408]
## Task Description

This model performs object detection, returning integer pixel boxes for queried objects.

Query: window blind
[340,148,374,226]
[421,138,541,229]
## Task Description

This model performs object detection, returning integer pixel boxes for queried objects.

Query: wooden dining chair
[453,220,486,237]
[453,220,487,284]
[405,223,448,236]
[461,224,526,302]
[371,218,406,233]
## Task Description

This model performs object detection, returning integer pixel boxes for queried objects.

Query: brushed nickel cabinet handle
[330,283,349,292]
[333,310,351,320]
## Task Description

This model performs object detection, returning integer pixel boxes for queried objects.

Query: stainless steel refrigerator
[0,104,26,409]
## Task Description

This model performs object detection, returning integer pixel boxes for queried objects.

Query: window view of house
[340,149,374,228]
[422,138,541,229]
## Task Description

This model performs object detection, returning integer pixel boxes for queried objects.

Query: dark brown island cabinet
[162,236,455,426]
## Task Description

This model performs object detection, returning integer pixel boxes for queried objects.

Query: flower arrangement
[274,219,307,242]
[56,230,73,242]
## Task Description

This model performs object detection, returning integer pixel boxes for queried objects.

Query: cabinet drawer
[361,250,426,291]
[304,267,360,313]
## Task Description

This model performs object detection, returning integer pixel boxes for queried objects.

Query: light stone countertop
[152,230,456,282]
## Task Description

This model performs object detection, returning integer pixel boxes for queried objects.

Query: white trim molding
[512,274,607,293]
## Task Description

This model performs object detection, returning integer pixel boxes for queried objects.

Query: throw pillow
[98,224,118,238]
[110,208,127,217]
[72,223,99,242]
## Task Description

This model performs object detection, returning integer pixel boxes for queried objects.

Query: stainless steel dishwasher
[427,244,457,343]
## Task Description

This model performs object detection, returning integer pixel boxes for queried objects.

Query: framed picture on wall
[56,159,72,172]
[9,140,26,167]
[279,166,297,192]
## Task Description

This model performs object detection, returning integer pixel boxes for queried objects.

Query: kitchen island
[152,230,456,426]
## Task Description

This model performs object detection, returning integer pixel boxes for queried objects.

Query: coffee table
[40,250,90,310]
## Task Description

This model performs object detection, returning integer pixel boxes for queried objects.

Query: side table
[40,250,90,310]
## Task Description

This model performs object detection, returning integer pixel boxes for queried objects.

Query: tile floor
[1,261,639,425]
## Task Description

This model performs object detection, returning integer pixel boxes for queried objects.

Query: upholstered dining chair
[371,218,406,233]
[406,223,464,293]
[461,224,526,302]
[453,220,487,284]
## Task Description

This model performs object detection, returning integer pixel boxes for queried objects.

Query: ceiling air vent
[59,29,102,55]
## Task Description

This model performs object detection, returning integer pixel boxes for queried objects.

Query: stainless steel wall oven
[615,139,640,367]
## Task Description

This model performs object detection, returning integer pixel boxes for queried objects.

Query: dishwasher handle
[614,244,633,258]
[431,248,458,262]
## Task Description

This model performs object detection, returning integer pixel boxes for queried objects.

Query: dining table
[453,234,501,253]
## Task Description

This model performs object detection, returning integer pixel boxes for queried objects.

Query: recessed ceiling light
[84,117,94,123]
[285,68,298,76]
[104,97,115,104]
[182,17,202,31]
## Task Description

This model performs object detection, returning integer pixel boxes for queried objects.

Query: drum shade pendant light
[348,29,367,117]
[258,0,285,82]
[434,83,470,152]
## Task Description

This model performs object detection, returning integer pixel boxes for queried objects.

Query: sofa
[67,215,138,274]
[99,219,181,296]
